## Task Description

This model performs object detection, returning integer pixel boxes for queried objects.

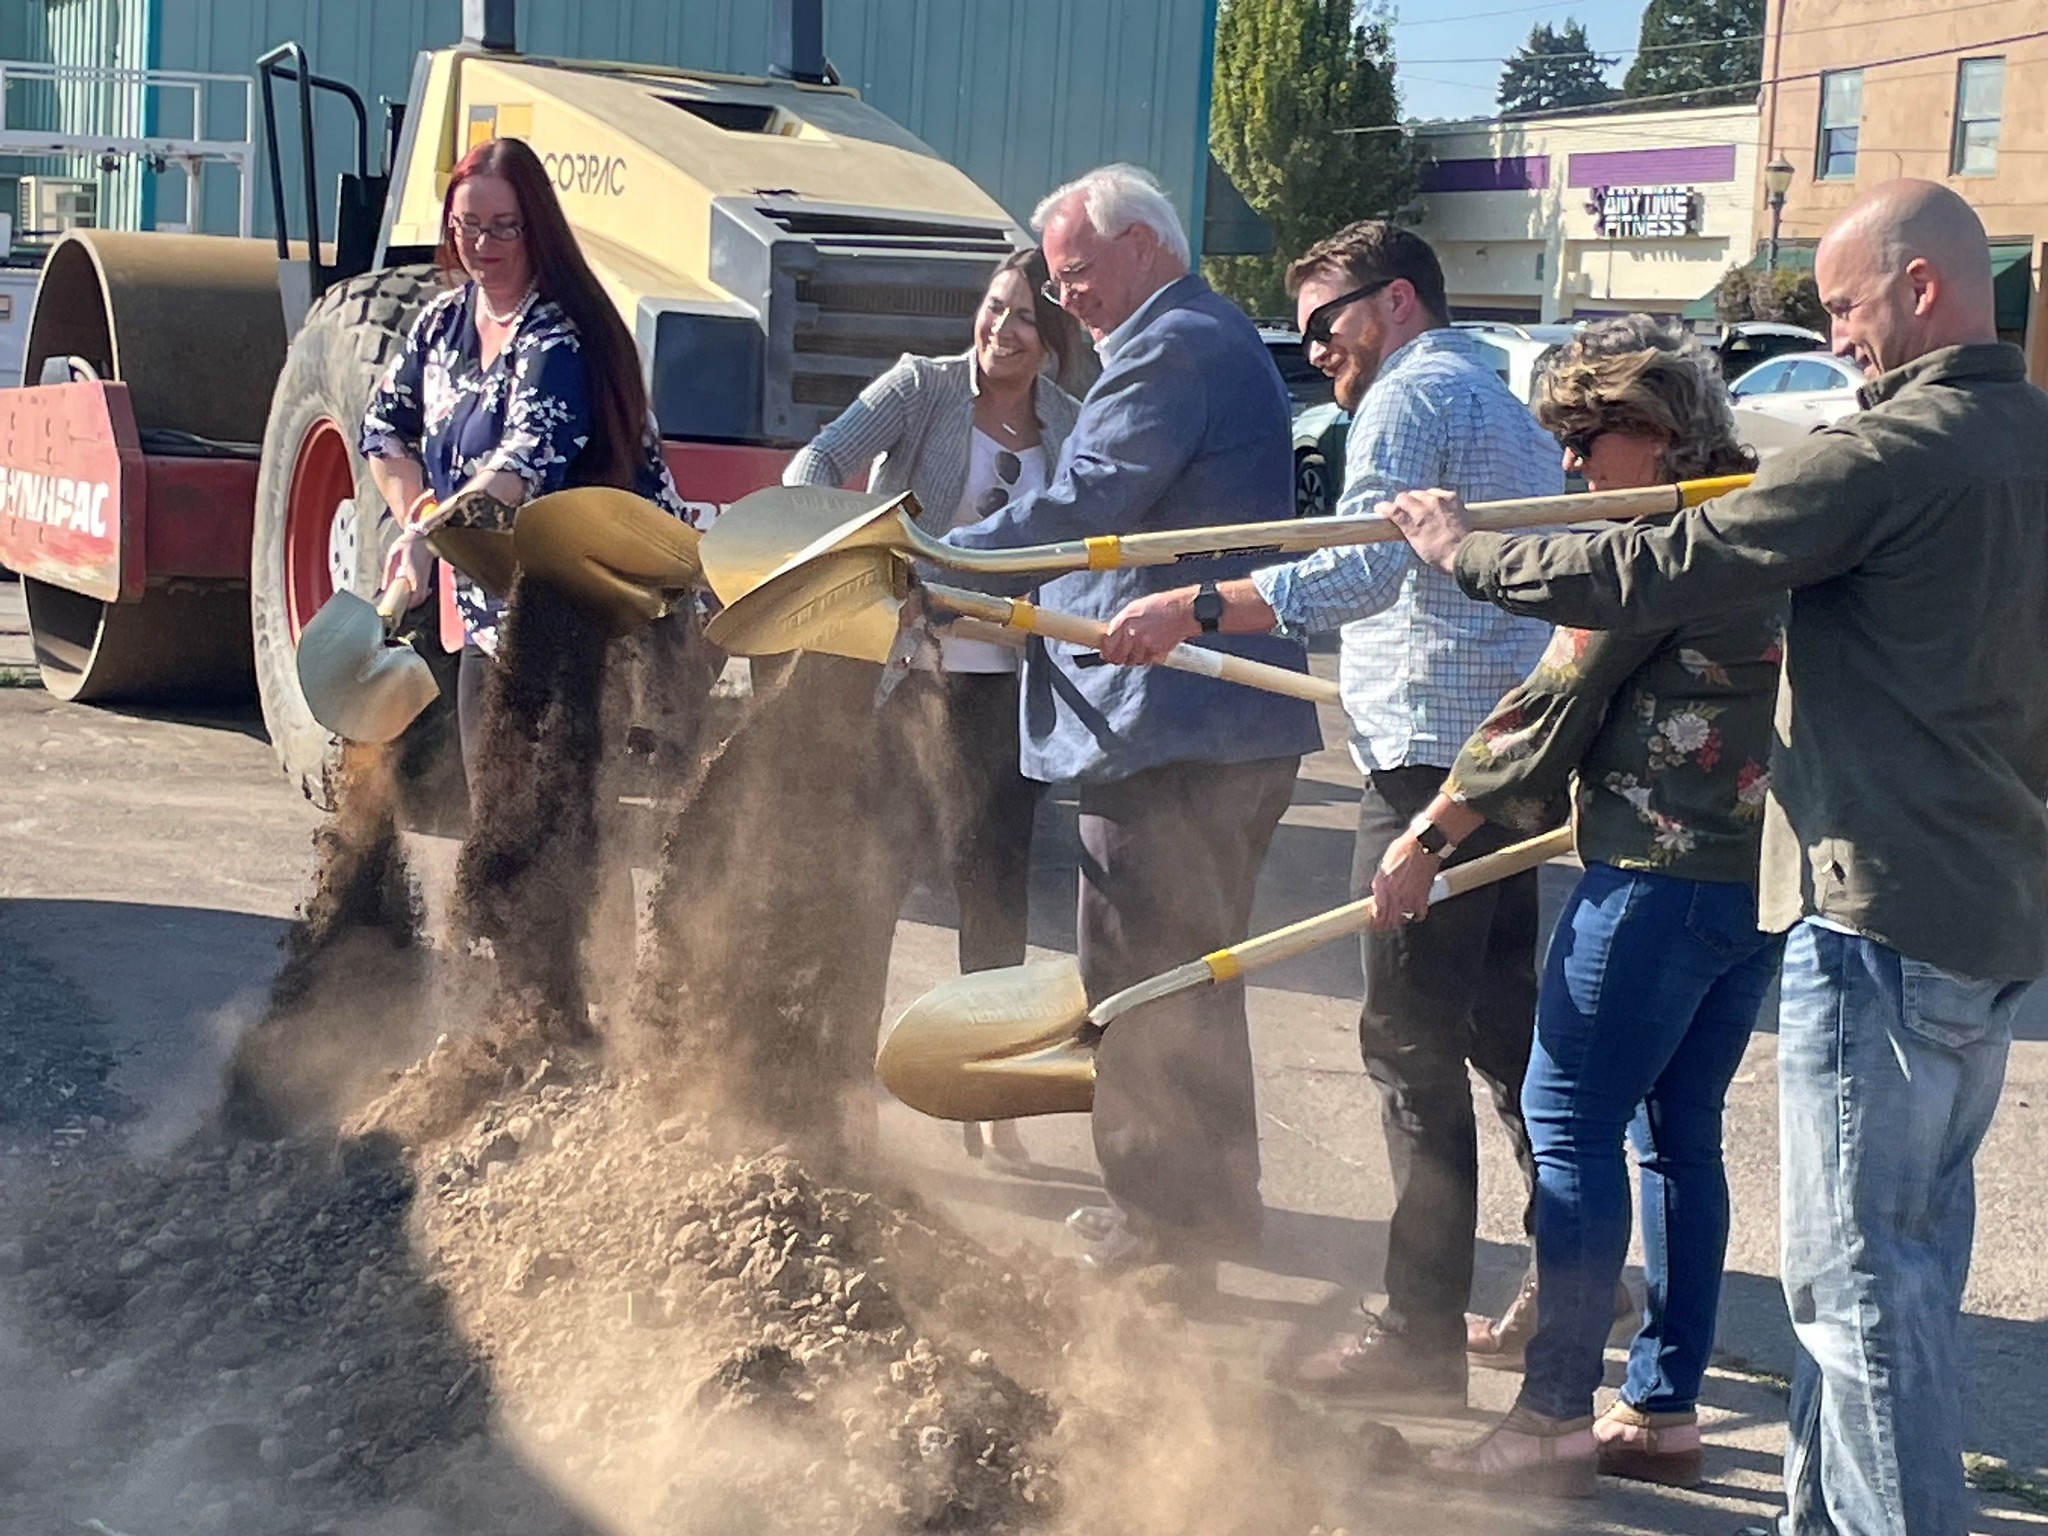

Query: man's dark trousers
[1354,763,1540,1353]
[1080,755,1302,1257]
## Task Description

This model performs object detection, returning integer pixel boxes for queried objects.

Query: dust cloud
[0,585,1471,1535]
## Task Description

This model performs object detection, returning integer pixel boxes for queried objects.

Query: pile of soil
[0,944,137,1165]
[0,1053,1413,1536]
[0,1060,1064,1536]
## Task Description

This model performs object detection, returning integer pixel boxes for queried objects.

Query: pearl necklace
[478,284,536,326]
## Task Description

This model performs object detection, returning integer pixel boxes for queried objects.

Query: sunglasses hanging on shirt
[975,448,1024,518]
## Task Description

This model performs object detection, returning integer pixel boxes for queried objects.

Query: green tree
[1623,0,1765,108]
[1497,20,1619,117]
[1205,0,1419,318]
[1713,263,1826,332]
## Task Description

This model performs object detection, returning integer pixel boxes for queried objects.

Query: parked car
[1728,350,1864,457]
[1711,320,1829,380]
[1261,327,1347,516]
[1453,320,1582,405]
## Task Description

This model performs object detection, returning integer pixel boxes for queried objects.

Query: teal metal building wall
[14,0,154,231]
[24,0,1221,252]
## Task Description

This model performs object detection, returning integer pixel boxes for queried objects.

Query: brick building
[1755,0,2048,380]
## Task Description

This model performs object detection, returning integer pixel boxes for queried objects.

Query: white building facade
[1409,103,1764,325]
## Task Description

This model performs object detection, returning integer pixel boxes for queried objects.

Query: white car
[1453,320,1583,405]
[1729,351,1864,457]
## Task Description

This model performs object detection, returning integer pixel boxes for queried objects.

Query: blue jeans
[1775,920,2020,1536]
[1518,863,1781,1421]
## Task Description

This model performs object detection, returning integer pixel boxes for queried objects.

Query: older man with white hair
[940,164,1322,1282]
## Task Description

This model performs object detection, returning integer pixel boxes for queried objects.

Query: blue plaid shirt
[1252,327,1564,772]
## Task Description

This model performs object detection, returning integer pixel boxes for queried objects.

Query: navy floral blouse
[360,283,700,653]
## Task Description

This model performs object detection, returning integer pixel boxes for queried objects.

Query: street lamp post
[1764,156,1796,273]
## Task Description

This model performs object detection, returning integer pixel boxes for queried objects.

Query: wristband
[405,490,439,529]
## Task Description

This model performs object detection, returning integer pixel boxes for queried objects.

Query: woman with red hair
[360,135,702,772]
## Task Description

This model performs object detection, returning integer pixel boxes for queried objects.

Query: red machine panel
[0,382,145,602]
[660,441,795,524]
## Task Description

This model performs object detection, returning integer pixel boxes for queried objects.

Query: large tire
[250,265,464,819]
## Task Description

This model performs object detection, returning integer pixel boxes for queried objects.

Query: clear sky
[1388,0,1654,123]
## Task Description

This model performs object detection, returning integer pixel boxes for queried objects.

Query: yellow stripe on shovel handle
[1203,948,1242,983]
[1677,474,1753,508]
[1085,536,1123,570]
[1008,599,1039,633]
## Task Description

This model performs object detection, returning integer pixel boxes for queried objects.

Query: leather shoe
[1467,1275,1637,1367]
[1285,1315,1467,1408]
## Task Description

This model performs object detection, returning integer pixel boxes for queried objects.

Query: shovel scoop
[877,825,1575,1122]
[513,486,704,635]
[294,576,441,744]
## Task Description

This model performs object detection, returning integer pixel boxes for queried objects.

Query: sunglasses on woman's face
[975,448,1024,518]
[1558,429,1608,462]
[1300,277,1395,357]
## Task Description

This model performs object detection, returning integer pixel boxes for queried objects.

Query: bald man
[1383,180,2048,1532]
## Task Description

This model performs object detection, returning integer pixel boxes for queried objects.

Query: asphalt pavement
[0,609,2043,1532]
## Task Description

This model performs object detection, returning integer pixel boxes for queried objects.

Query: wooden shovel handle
[922,584,1339,706]
[1087,825,1575,1030]
[375,573,415,628]
[939,475,1752,576]
[1220,824,1575,973]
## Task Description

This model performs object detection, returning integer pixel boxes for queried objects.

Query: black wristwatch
[1407,812,1459,859]
[1191,582,1224,634]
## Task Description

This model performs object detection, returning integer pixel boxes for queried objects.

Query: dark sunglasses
[975,448,1024,518]
[1558,429,1607,461]
[1301,278,1395,356]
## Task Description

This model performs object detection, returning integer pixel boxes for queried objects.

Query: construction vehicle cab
[2,0,1021,807]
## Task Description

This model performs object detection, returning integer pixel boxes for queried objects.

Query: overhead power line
[1393,0,1592,28]
[1348,25,2048,133]
[1395,0,2038,73]
[1405,33,1763,67]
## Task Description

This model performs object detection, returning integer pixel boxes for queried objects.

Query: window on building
[1817,70,1862,181]
[1952,58,2004,177]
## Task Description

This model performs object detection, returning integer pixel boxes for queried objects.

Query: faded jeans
[1776,920,2022,1536]
[1517,863,1780,1421]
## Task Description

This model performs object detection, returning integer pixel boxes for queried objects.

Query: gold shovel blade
[702,546,908,661]
[425,526,518,601]
[294,589,441,743]
[875,957,1099,1121]
[513,487,703,636]
[698,486,919,605]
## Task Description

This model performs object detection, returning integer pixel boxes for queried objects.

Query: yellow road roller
[0,0,1021,807]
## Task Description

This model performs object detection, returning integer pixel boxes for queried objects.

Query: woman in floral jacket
[1370,317,1783,1495]
[361,135,702,775]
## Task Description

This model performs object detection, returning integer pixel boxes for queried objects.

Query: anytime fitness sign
[1591,185,1703,239]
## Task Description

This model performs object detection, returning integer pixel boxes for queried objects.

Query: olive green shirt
[1454,344,2048,980]
[1447,595,1786,885]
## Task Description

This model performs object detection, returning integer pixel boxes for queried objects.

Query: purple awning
[1566,144,1738,187]
[1420,156,1551,193]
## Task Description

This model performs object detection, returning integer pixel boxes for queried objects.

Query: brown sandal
[1428,1405,1597,1498]
[1594,1401,1704,1488]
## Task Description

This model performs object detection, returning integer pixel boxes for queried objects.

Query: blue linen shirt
[944,274,1323,784]
[1251,326,1563,773]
